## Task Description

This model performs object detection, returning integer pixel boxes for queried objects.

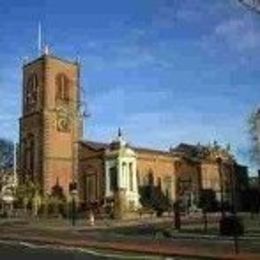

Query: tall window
[26,73,38,108]
[56,73,69,101]
[148,170,154,186]
[129,163,134,191]
[29,139,34,176]
[174,161,182,171]
[86,175,96,202]
[143,173,149,186]
[157,177,162,190]
[122,162,127,187]
[136,170,140,186]
[24,136,34,180]
[109,166,118,191]
[164,176,172,200]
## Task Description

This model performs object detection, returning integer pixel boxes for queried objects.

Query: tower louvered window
[56,73,69,101]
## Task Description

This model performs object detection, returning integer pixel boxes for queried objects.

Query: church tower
[19,53,82,195]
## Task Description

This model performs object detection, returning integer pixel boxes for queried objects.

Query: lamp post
[71,188,77,226]
[217,157,225,219]
[231,162,236,214]
[13,141,18,187]
[231,161,239,254]
[174,178,181,230]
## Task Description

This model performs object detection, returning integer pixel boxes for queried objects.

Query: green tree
[15,180,42,216]
[139,185,171,217]
[199,189,218,232]
[15,183,29,213]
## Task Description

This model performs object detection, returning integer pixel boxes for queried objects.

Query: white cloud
[81,28,172,71]
[200,13,260,60]
[214,17,260,51]
[152,0,228,28]
[86,93,248,156]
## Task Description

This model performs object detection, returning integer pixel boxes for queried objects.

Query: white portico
[104,129,140,211]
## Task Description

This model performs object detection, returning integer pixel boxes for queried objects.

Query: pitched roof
[80,140,109,151]
[173,143,199,153]
[132,146,171,156]
[171,143,207,158]
[80,140,171,155]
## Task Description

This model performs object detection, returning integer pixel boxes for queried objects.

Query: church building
[19,52,82,195]
[19,52,248,218]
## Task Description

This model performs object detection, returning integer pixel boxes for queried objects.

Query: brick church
[19,52,248,217]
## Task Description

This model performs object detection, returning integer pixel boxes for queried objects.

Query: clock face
[57,116,70,132]
[26,74,38,110]
[56,106,70,132]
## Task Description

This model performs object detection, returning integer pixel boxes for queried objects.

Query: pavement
[0,217,260,260]
[0,232,259,260]
[0,243,133,260]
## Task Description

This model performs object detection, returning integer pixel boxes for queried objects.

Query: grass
[102,214,260,240]
[1,214,260,255]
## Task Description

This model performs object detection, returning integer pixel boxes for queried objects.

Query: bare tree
[0,138,13,172]
[248,108,260,167]
[238,0,260,13]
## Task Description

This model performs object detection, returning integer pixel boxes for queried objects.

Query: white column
[133,160,140,208]
[117,158,121,189]
[125,162,129,191]
[172,174,176,202]
[133,161,138,193]
[122,162,126,189]
[105,161,110,197]
[129,162,132,191]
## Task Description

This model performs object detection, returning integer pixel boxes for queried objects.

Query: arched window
[136,170,140,186]
[24,135,35,180]
[56,73,69,101]
[143,174,148,186]
[29,139,34,176]
[148,170,154,186]
[174,161,182,171]
[84,166,98,203]
[86,175,97,202]
[157,177,162,190]
[121,162,126,187]
[26,73,38,107]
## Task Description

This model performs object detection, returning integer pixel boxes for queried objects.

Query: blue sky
[0,0,260,170]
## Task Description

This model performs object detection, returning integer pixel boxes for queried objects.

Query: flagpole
[38,21,42,56]
[13,141,17,186]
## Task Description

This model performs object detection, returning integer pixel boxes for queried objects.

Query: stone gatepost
[113,188,127,219]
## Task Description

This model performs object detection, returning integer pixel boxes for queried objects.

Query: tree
[199,189,218,232]
[199,189,218,212]
[238,0,260,13]
[248,108,260,167]
[0,138,14,172]
[15,180,42,215]
[139,183,171,217]
[0,139,16,215]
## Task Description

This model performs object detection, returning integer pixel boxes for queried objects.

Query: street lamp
[216,157,225,219]
[174,178,181,230]
[231,161,240,254]
[70,187,78,226]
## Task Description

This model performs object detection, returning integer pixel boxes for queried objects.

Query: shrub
[219,215,244,236]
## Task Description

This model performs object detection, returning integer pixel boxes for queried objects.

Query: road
[0,241,178,260]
